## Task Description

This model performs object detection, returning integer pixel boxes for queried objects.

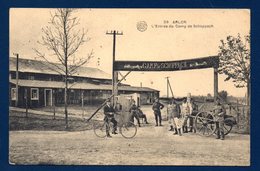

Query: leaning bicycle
[93,113,137,139]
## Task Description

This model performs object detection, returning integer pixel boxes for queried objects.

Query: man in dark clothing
[213,98,226,140]
[103,100,118,137]
[137,107,149,124]
[189,99,198,133]
[129,100,141,127]
[152,98,164,126]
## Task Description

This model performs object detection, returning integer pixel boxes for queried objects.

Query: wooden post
[81,90,84,118]
[106,30,123,106]
[113,71,118,106]
[214,67,218,101]
[53,90,56,120]
[15,53,19,107]
[24,88,28,118]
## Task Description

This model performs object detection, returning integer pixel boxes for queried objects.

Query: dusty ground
[9,105,250,166]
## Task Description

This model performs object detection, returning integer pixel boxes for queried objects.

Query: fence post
[25,88,28,118]
[53,90,56,120]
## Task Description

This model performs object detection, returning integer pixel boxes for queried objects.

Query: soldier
[129,100,141,127]
[168,99,182,136]
[181,98,192,133]
[136,107,149,124]
[103,99,118,138]
[152,98,164,126]
[189,98,198,133]
[167,100,175,131]
[213,98,226,140]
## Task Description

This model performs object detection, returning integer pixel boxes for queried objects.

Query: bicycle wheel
[120,121,137,139]
[93,121,107,138]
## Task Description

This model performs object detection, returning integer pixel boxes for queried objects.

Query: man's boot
[189,127,193,132]
[216,130,220,139]
[107,134,112,138]
[112,129,118,134]
[169,125,174,131]
[173,128,178,135]
[184,126,188,133]
[220,131,225,140]
[178,128,182,136]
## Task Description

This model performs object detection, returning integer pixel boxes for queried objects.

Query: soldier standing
[181,98,192,133]
[152,98,164,126]
[167,100,175,131]
[189,98,198,133]
[168,99,182,136]
[213,98,226,140]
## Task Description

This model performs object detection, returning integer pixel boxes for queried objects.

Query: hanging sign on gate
[114,56,219,71]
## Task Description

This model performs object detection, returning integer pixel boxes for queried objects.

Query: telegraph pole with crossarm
[106,30,123,106]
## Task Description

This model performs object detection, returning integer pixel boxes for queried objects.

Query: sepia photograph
[9,8,250,165]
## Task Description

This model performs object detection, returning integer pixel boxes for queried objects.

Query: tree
[218,34,250,133]
[218,90,228,102]
[34,8,94,129]
[218,34,250,106]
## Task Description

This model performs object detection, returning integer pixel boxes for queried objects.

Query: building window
[11,88,17,100]
[28,75,35,80]
[31,88,39,100]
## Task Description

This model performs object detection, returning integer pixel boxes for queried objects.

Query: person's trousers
[131,112,141,126]
[104,117,117,135]
[173,117,182,129]
[216,120,224,133]
[154,111,162,125]
[183,115,192,128]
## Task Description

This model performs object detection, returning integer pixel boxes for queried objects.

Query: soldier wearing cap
[213,98,226,140]
[129,100,141,127]
[167,98,182,136]
[103,99,118,137]
[152,98,164,126]
[181,97,193,133]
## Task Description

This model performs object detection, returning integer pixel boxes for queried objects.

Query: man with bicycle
[103,99,118,137]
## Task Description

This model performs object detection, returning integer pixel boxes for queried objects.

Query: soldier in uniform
[103,100,118,138]
[129,100,141,127]
[152,98,164,126]
[136,107,149,124]
[213,98,226,140]
[167,100,175,131]
[181,98,192,133]
[168,99,182,136]
[189,98,198,133]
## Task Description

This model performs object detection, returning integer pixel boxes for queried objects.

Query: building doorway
[44,89,52,106]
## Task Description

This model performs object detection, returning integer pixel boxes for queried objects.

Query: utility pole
[214,67,218,101]
[14,53,19,107]
[106,30,123,106]
[166,76,174,98]
[165,77,169,99]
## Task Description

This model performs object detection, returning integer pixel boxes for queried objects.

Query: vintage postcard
[9,8,250,165]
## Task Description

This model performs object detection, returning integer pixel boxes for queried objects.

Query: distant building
[9,57,159,108]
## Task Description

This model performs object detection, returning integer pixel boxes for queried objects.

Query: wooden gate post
[214,67,218,101]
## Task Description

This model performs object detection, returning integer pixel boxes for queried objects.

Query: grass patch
[9,111,96,131]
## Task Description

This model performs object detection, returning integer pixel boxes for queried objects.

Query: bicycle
[93,113,137,139]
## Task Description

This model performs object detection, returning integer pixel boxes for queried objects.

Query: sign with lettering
[114,56,219,71]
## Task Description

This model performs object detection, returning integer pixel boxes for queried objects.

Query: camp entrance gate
[112,56,219,103]
[86,56,219,122]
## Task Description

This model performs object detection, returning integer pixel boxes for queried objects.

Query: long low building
[9,57,159,108]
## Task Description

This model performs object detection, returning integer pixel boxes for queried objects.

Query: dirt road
[9,125,250,165]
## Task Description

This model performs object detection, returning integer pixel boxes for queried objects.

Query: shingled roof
[9,57,111,80]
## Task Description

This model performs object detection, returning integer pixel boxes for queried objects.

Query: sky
[9,8,250,97]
